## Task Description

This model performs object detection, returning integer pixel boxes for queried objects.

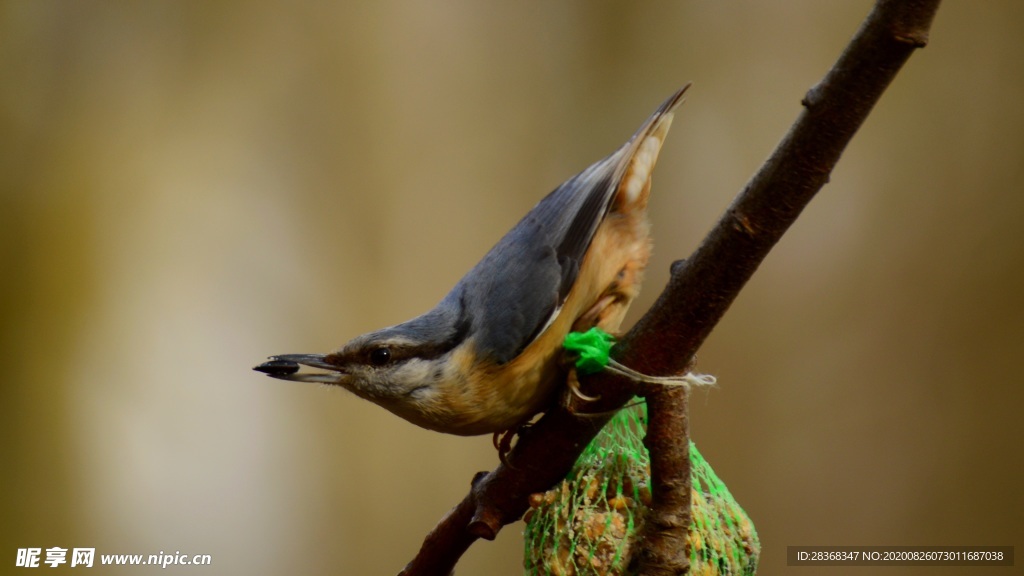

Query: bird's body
[256,86,688,436]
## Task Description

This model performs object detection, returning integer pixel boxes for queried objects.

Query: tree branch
[630,1,940,571]
[399,1,940,574]
[631,386,692,575]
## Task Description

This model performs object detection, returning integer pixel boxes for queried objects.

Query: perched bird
[255,86,688,436]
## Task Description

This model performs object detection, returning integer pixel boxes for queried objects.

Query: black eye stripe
[366,345,426,366]
[360,331,466,367]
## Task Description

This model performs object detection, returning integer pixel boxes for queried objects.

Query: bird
[255,85,689,437]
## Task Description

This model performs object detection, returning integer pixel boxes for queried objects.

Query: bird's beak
[253,354,344,384]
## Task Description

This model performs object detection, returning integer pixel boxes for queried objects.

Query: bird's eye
[369,346,392,366]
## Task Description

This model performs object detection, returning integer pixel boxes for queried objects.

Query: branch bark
[399,1,940,574]
[631,386,692,575]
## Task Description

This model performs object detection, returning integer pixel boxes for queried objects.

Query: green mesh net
[523,400,759,576]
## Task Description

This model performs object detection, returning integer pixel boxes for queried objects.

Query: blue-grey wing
[455,88,687,364]
[455,163,615,364]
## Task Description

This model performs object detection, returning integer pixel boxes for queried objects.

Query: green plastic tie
[563,327,616,375]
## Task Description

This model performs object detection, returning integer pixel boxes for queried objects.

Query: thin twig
[399,1,940,574]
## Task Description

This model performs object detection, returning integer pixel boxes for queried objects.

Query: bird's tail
[612,83,690,213]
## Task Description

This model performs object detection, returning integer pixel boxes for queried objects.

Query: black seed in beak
[254,359,300,376]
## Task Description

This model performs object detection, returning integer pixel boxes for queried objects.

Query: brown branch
[630,1,941,572]
[399,1,940,574]
[631,386,692,575]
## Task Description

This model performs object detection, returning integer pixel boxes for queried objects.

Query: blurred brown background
[2,1,1022,575]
